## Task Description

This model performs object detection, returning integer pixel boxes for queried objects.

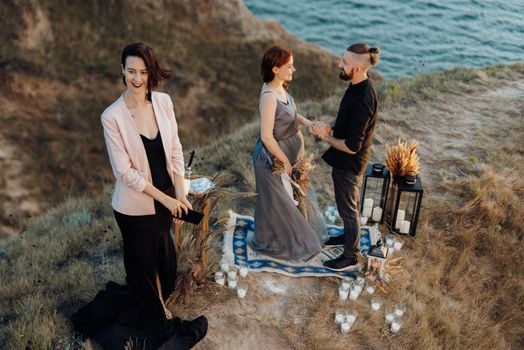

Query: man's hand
[309,121,332,139]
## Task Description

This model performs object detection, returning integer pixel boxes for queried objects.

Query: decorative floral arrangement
[385,137,421,177]
[272,153,315,219]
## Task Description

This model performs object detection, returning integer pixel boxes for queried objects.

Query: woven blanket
[222,211,372,279]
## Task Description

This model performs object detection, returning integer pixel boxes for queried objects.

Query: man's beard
[339,69,352,81]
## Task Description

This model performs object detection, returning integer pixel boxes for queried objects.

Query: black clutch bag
[173,208,204,225]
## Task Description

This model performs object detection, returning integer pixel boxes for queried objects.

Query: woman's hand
[176,195,193,211]
[162,195,188,218]
[283,158,293,176]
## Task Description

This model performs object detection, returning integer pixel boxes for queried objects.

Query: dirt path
[191,75,524,350]
[397,79,524,190]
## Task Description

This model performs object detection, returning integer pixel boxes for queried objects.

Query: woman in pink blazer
[72,43,207,349]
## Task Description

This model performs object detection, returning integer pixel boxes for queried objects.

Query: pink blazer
[101,91,185,215]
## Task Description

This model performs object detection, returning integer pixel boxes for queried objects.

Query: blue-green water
[244,0,524,79]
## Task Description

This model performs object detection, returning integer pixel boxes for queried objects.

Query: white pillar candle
[338,287,349,301]
[362,206,373,218]
[360,216,369,225]
[371,207,382,222]
[364,198,374,208]
[400,221,411,234]
[335,310,345,325]
[349,289,359,300]
[340,322,351,334]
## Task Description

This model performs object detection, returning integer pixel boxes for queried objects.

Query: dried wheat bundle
[272,153,315,218]
[171,171,255,302]
[363,255,404,294]
[385,137,421,177]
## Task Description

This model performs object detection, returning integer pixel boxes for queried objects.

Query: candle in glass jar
[394,237,404,250]
[385,234,395,248]
[338,286,349,301]
[370,297,382,311]
[340,322,351,334]
[341,279,351,291]
[371,207,382,222]
[214,271,225,286]
[227,269,237,280]
[237,288,246,298]
[385,311,395,324]
[228,279,237,289]
[349,289,359,300]
[239,262,249,278]
[237,282,248,299]
[335,309,345,325]
[394,304,406,317]
[345,314,356,324]
[365,280,376,294]
[220,261,230,272]
[391,319,404,333]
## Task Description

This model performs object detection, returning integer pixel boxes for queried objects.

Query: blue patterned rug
[222,212,372,279]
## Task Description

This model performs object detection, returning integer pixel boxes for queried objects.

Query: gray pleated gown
[251,91,327,260]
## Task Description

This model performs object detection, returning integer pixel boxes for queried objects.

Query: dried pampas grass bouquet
[385,137,421,177]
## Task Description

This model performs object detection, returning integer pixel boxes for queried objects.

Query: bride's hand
[283,159,293,176]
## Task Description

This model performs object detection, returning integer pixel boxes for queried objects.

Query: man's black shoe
[323,256,361,271]
[324,236,345,246]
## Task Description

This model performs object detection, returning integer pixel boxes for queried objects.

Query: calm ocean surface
[244,0,524,79]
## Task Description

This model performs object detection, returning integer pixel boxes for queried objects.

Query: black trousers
[113,198,176,331]
[332,168,363,260]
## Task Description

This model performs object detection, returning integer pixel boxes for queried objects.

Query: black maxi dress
[71,132,207,349]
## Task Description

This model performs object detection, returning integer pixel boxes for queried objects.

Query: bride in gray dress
[251,45,327,260]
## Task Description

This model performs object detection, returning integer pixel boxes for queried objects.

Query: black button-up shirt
[322,78,378,175]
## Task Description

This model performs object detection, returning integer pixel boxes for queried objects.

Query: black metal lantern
[360,163,390,223]
[386,175,424,237]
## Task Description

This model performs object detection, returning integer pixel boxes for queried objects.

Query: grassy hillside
[0,63,523,349]
[2,0,368,235]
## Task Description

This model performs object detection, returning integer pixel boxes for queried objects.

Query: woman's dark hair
[260,45,293,88]
[121,42,174,101]
[347,43,380,65]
